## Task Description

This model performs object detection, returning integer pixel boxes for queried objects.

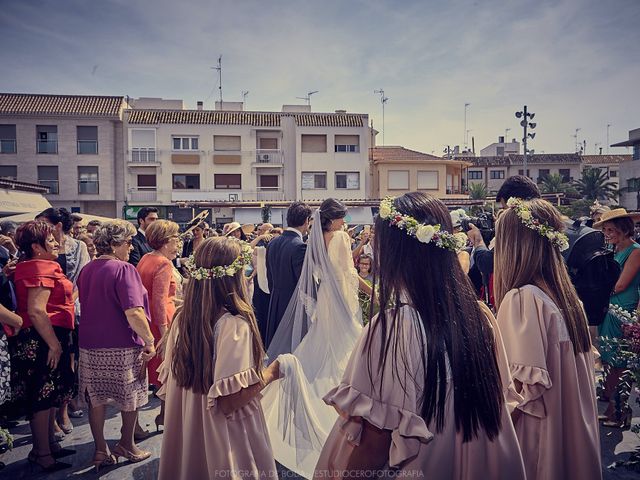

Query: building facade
[371,146,470,200]
[613,128,640,209]
[480,136,520,157]
[123,100,370,224]
[463,153,583,194]
[580,154,631,191]
[0,93,126,217]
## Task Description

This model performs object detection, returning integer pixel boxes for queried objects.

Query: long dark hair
[371,192,503,441]
[37,207,73,234]
[319,198,347,232]
[171,237,265,394]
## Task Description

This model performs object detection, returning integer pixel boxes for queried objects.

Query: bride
[261,198,370,478]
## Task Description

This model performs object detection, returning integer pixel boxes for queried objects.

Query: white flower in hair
[184,240,253,280]
[379,202,392,219]
[416,225,436,243]
[506,197,569,252]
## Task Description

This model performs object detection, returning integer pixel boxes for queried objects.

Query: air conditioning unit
[259,154,271,163]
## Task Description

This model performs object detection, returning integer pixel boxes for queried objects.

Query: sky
[1,0,639,156]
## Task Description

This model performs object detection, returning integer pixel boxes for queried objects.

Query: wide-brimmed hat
[223,222,255,236]
[593,208,640,228]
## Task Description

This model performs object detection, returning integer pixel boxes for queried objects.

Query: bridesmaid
[136,220,182,432]
[315,192,525,479]
[157,236,280,480]
[494,198,601,480]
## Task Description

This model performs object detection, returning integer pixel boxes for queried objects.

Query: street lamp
[515,106,536,174]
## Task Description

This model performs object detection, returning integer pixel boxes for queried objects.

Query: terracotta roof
[580,154,632,165]
[127,109,367,127]
[371,146,450,163]
[293,113,365,127]
[127,109,281,126]
[463,153,583,167]
[0,93,125,117]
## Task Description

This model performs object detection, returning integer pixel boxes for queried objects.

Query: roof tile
[0,93,125,117]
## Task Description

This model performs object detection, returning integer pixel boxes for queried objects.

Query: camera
[460,212,495,244]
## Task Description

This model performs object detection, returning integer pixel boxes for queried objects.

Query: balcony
[446,186,467,195]
[0,139,16,154]
[37,140,58,154]
[128,189,158,202]
[171,188,286,203]
[38,180,59,194]
[77,140,98,155]
[254,149,284,165]
[129,148,157,163]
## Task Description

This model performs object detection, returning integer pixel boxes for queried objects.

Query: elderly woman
[10,221,76,472]
[136,220,182,432]
[36,208,90,433]
[77,220,156,472]
[594,208,640,427]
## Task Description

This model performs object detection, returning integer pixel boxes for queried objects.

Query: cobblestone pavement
[0,396,638,479]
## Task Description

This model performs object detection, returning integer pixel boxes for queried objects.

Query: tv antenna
[296,90,319,106]
[241,90,249,108]
[374,89,389,145]
[211,55,223,104]
[573,128,581,153]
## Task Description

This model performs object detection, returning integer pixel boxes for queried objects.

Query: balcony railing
[446,187,466,195]
[78,181,99,194]
[254,149,283,164]
[77,140,98,154]
[171,189,286,202]
[128,188,158,202]
[38,179,59,194]
[129,148,157,163]
[0,139,16,154]
[37,140,58,154]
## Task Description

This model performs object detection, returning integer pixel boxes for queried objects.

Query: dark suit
[264,230,306,348]
[129,230,152,267]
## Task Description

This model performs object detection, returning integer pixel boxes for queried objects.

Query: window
[518,169,531,177]
[131,129,156,162]
[78,166,99,194]
[172,136,199,151]
[490,170,505,180]
[335,172,360,189]
[0,165,17,180]
[258,138,278,149]
[0,125,16,154]
[496,146,505,156]
[538,169,550,182]
[137,174,157,190]
[634,144,640,161]
[214,174,241,189]
[334,135,359,153]
[301,135,327,153]
[172,174,200,190]
[609,169,618,178]
[38,166,59,194]
[37,125,58,154]
[417,171,438,190]
[259,175,279,189]
[388,170,409,190]
[559,169,571,182]
[301,172,327,189]
[214,135,241,151]
[468,171,483,180]
[77,126,98,154]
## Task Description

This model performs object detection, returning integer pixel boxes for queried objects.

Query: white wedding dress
[261,225,362,478]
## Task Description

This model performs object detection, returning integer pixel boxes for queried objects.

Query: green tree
[468,182,488,200]
[573,168,617,201]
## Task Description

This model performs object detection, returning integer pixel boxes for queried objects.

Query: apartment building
[580,154,631,190]
[613,128,640,209]
[371,146,470,199]
[123,100,370,223]
[463,153,583,193]
[0,93,127,217]
[480,136,520,157]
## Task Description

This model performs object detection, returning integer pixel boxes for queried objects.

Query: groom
[264,201,312,348]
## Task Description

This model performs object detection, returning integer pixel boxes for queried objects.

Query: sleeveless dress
[598,242,640,365]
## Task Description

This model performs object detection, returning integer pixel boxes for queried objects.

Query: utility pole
[212,55,223,104]
[464,103,471,149]
[516,106,536,174]
[607,123,611,154]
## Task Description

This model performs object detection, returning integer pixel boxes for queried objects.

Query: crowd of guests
[0,175,635,478]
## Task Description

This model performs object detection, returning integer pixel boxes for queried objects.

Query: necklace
[97,254,119,261]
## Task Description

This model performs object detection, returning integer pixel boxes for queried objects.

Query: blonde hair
[146,220,179,250]
[494,199,591,354]
[93,220,136,256]
[171,237,265,394]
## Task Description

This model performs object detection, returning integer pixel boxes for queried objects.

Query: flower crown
[378,197,467,252]
[506,197,569,251]
[184,240,253,280]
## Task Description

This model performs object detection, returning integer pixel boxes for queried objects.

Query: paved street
[0,395,638,479]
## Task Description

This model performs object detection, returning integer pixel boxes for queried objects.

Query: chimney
[197,101,203,111]
[498,136,505,143]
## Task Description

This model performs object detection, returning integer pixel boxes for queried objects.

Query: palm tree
[540,173,566,194]
[573,167,617,201]
[468,182,488,200]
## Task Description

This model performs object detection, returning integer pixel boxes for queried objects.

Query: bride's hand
[264,359,282,385]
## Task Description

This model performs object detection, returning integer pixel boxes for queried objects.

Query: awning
[1,211,115,224]
[344,206,374,225]
[0,189,51,216]
[233,208,285,225]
